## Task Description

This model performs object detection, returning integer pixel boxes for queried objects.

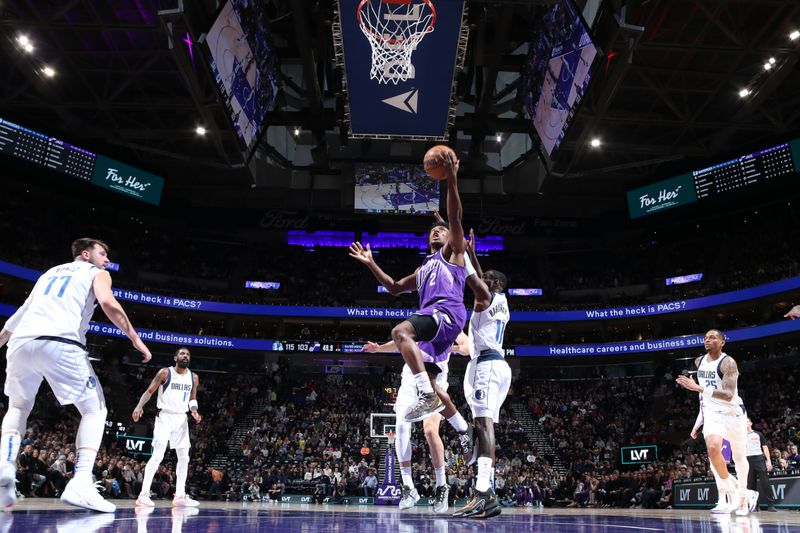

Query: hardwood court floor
[3,499,799,532]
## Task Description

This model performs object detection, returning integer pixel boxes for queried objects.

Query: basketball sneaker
[135,493,155,507]
[0,463,17,512]
[455,488,501,519]
[736,490,758,516]
[173,494,200,507]
[398,486,420,510]
[458,425,474,464]
[710,491,731,514]
[404,392,445,423]
[432,485,449,514]
[747,489,759,512]
[61,477,116,513]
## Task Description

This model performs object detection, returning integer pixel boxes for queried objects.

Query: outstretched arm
[348,241,417,295]
[362,340,400,353]
[0,289,36,348]
[442,151,465,257]
[94,271,151,362]
[132,368,168,421]
[466,229,484,279]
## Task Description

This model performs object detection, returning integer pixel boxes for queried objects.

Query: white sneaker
[136,493,155,507]
[398,486,420,510]
[432,485,449,514]
[0,464,17,512]
[747,489,759,512]
[173,494,200,507]
[734,490,750,516]
[710,491,731,514]
[61,478,116,513]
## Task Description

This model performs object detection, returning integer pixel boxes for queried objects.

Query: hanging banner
[334,0,466,138]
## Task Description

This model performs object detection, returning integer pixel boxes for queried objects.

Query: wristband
[188,399,198,411]
[702,386,714,399]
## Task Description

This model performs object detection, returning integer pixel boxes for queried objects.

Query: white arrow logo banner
[382,89,419,114]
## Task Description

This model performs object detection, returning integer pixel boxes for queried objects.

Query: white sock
[74,448,97,482]
[476,457,493,492]
[400,466,414,489]
[175,448,190,498]
[447,413,468,433]
[0,431,21,467]
[434,466,446,487]
[414,372,434,395]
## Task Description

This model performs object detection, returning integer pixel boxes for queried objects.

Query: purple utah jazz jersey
[414,251,467,362]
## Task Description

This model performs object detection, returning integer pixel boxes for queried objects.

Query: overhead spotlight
[23,43,34,53]
[590,138,601,148]
[764,62,773,70]
[769,57,776,64]
[495,134,502,142]
[294,127,300,136]
[790,30,800,40]
[16,34,29,45]
[738,88,750,98]
[195,126,207,135]
[41,66,55,78]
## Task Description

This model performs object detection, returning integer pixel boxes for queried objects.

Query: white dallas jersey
[697,353,743,414]
[468,292,509,359]
[5,261,102,351]
[157,367,194,413]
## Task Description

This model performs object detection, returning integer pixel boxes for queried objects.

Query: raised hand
[467,228,476,256]
[442,150,459,179]
[348,242,374,266]
[433,210,446,225]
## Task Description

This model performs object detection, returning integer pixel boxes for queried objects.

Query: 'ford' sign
[334,0,466,138]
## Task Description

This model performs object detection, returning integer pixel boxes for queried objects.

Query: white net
[357,0,436,84]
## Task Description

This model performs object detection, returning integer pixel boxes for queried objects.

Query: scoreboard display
[628,138,800,219]
[0,116,164,205]
[0,118,96,180]
[692,141,795,199]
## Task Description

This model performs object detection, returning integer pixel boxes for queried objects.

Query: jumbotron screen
[521,0,598,160]
[206,0,280,155]
[353,163,440,215]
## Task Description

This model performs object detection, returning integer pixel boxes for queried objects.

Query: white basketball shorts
[394,364,449,419]
[153,411,190,450]
[702,405,747,442]
[464,357,512,421]
[5,338,105,407]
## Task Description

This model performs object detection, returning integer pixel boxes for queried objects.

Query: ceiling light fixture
[738,88,750,98]
[590,138,601,148]
[42,66,55,78]
[195,126,207,135]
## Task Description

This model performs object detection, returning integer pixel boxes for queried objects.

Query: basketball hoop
[357,0,437,84]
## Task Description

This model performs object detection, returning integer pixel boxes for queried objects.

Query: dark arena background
[1,0,800,532]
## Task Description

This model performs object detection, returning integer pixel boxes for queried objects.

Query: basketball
[423,145,456,180]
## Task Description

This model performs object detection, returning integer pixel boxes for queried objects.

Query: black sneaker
[453,495,479,517]
[461,489,501,519]
[766,506,778,512]
[458,425,475,463]
[404,392,445,423]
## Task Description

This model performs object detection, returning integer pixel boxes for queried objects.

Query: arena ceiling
[1,0,799,216]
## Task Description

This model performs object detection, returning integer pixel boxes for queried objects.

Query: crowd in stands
[3,345,800,510]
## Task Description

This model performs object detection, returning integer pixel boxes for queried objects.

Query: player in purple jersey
[350,151,489,422]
